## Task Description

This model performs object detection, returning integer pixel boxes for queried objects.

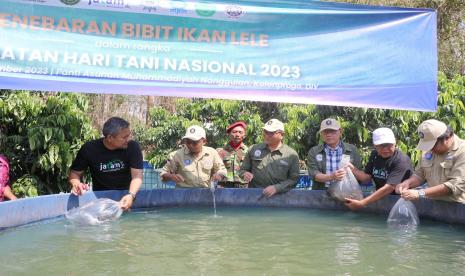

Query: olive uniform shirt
[306,142,362,190]
[239,143,299,193]
[415,135,465,203]
[160,146,227,188]
[217,143,248,187]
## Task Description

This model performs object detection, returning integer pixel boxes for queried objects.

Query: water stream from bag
[1,207,465,275]
[210,181,217,217]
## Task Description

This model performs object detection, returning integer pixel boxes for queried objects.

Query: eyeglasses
[375,143,394,149]
[185,139,201,145]
[321,129,339,135]
[263,130,281,136]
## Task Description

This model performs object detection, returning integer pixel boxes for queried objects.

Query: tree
[0,91,97,196]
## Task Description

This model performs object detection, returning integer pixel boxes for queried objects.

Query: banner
[0,0,437,111]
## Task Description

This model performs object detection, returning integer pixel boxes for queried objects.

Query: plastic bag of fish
[65,198,123,226]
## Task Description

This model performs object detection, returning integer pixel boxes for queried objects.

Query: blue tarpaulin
[0,0,437,110]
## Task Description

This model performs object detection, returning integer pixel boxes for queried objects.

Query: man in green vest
[239,119,300,198]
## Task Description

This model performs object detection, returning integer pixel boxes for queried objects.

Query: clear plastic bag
[328,167,363,202]
[387,198,420,226]
[65,198,123,226]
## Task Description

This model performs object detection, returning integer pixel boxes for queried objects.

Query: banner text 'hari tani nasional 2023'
[0,0,437,111]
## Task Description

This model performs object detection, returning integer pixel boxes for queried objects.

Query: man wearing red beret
[217,121,249,188]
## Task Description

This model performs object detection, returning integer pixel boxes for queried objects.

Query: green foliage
[0,91,98,196]
[11,175,39,198]
[137,73,465,170]
[134,99,265,167]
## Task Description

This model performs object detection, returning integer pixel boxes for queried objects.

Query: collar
[451,134,460,151]
[227,141,245,151]
[255,143,283,153]
[183,146,209,159]
[324,142,342,151]
[225,143,247,151]
[267,142,284,153]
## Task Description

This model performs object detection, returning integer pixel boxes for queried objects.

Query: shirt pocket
[441,160,453,178]
[252,157,264,170]
[182,163,197,174]
[201,159,214,175]
[273,159,289,177]
[421,159,433,181]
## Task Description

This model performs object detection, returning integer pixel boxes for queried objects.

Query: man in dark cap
[217,121,249,188]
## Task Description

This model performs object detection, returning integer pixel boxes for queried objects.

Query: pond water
[1,207,464,275]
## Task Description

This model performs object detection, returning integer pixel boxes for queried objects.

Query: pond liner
[1,188,464,230]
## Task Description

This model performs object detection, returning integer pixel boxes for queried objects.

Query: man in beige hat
[239,119,300,198]
[160,125,226,188]
[397,119,465,203]
[306,118,362,190]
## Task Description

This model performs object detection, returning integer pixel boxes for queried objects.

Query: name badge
[254,150,262,157]
[184,159,191,165]
[316,154,323,162]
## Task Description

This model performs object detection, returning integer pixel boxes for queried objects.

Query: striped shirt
[324,143,343,187]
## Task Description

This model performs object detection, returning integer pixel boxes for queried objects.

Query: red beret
[226,121,247,133]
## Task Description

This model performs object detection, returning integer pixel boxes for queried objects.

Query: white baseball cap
[182,125,206,141]
[263,119,284,132]
[372,128,396,145]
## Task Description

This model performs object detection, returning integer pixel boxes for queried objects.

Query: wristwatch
[418,189,426,199]
[128,192,137,200]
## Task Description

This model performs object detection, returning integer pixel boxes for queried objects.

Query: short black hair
[102,117,130,137]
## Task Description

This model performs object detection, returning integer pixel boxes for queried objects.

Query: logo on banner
[159,0,187,15]
[60,0,80,5]
[87,0,129,8]
[195,2,216,17]
[141,0,159,13]
[225,5,244,19]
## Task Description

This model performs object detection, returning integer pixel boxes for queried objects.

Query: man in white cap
[160,125,226,188]
[307,118,362,190]
[344,127,413,210]
[398,119,465,203]
[239,119,300,198]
